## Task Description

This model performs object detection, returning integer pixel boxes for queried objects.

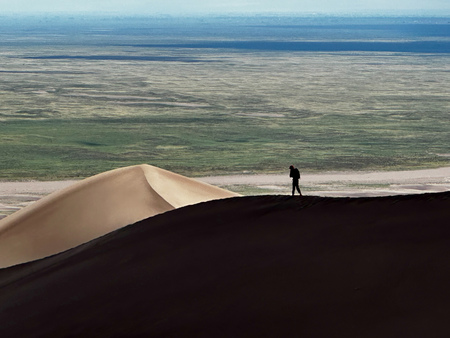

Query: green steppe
[1,46,449,180]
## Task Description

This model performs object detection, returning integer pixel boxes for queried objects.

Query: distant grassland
[1,110,448,180]
[0,30,449,179]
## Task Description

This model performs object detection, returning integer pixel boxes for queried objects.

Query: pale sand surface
[0,164,237,268]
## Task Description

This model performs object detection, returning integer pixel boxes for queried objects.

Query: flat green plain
[0,18,449,180]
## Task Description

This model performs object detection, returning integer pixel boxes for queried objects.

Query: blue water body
[131,40,450,53]
[1,15,449,54]
[123,17,450,53]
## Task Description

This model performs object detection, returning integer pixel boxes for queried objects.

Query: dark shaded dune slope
[0,192,449,337]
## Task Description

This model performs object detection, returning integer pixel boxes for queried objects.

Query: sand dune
[0,192,449,337]
[0,164,237,268]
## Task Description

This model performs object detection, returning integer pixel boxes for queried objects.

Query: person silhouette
[289,165,302,196]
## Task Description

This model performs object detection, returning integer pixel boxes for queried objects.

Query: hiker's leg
[296,183,302,196]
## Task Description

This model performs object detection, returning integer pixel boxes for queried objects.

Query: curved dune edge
[0,164,239,268]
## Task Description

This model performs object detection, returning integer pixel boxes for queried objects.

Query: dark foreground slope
[0,193,449,337]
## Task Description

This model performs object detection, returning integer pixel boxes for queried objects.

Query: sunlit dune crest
[0,164,238,268]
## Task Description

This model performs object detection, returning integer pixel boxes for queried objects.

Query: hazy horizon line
[1,10,449,18]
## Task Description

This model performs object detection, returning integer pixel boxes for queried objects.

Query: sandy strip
[0,180,78,196]
[1,167,449,218]
[1,167,449,194]
[198,167,450,186]
[199,166,450,196]
[0,181,78,219]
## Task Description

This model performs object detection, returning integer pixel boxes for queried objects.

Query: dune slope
[0,164,237,268]
[0,192,449,337]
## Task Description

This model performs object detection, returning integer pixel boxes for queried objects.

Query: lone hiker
[289,165,302,196]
